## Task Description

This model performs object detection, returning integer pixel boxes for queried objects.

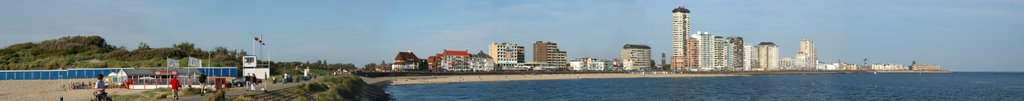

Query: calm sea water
[386,72,1024,100]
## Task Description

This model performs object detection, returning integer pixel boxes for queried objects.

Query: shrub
[208,90,226,101]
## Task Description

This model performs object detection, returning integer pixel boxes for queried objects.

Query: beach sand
[379,73,743,85]
[0,79,144,101]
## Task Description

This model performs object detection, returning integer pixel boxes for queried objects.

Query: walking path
[157,81,307,101]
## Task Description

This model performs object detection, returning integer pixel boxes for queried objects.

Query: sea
[386,72,1024,100]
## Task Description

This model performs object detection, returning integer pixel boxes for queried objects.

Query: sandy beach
[371,73,744,85]
[0,79,145,101]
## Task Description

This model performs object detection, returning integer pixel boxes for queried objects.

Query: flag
[167,58,180,68]
[254,35,265,46]
[254,37,264,46]
[188,57,202,67]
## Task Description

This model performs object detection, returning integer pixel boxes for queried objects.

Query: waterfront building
[592,60,612,71]
[796,39,818,69]
[781,57,794,70]
[569,57,613,71]
[871,64,909,71]
[611,58,624,70]
[620,44,652,70]
[683,36,700,70]
[712,36,728,70]
[428,49,472,71]
[750,46,758,70]
[742,44,753,71]
[817,63,840,70]
[728,37,746,70]
[696,32,714,70]
[756,42,779,71]
[391,51,425,71]
[469,51,496,71]
[426,56,439,71]
[520,62,556,70]
[570,61,585,70]
[911,60,941,71]
[489,42,525,70]
[671,6,692,70]
[533,41,568,70]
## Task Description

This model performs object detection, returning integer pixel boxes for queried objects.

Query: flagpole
[260,34,264,68]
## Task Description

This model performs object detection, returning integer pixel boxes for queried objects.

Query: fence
[0,67,238,80]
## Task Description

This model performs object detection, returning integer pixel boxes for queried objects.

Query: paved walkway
[157,81,307,101]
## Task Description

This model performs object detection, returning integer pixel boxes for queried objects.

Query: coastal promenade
[362,70,952,85]
[365,73,742,85]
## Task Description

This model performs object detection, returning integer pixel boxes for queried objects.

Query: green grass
[230,74,367,101]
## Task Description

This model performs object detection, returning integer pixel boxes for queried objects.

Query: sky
[1,0,1022,72]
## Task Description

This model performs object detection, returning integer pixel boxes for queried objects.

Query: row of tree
[0,36,248,70]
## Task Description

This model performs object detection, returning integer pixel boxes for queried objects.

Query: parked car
[230,78,246,87]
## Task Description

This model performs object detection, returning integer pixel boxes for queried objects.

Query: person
[252,73,259,91]
[94,74,109,101]
[198,71,207,96]
[243,74,250,91]
[247,73,255,91]
[170,76,180,100]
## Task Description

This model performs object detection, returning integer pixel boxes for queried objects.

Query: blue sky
[1,0,1022,71]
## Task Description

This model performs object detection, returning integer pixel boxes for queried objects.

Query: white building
[756,42,779,71]
[742,44,753,71]
[569,57,613,71]
[817,63,840,70]
[695,32,714,70]
[712,36,729,70]
[871,64,908,71]
[620,44,652,70]
[469,51,495,71]
[672,6,691,68]
[570,61,586,70]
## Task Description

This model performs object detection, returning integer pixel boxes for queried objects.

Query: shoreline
[366,73,743,85]
[362,70,953,85]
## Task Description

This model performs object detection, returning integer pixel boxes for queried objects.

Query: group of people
[92,71,208,101]
[243,73,261,91]
[168,71,208,100]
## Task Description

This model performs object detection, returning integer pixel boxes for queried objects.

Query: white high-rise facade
[712,36,728,70]
[671,6,691,69]
[756,42,780,71]
[742,44,753,70]
[695,32,714,70]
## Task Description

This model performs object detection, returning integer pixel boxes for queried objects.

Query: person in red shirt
[170,76,180,100]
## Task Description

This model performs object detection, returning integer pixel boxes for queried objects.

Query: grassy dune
[230,74,372,101]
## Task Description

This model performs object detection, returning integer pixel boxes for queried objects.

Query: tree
[137,42,151,50]
[173,42,200,56]
[363,63,377,70]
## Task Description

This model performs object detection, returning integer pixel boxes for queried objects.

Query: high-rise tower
[670,6,691,70]
[757,42,780,71]
[533,41,568,70]
[796,39,817,68]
